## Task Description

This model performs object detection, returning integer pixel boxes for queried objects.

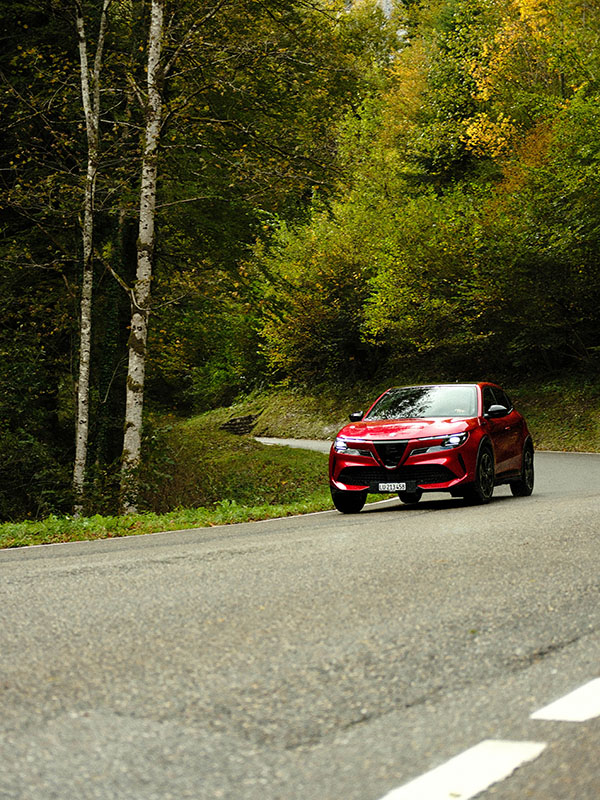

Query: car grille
[374,441,407,467]
[337,465,456,486]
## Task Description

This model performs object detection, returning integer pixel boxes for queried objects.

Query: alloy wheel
[479,449,495,500]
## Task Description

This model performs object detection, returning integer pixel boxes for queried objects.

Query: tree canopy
[259,0,600,380]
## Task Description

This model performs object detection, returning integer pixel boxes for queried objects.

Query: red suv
[329,383,534,513]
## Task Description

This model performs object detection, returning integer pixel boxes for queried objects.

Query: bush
[0,429,72,521]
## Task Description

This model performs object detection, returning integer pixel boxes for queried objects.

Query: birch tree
[73,0,112,513]
[120,0,234,511]
[120,0,164,513]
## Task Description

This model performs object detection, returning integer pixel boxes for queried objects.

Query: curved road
[1,452,599,799]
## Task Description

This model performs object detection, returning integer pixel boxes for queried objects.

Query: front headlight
[412,432,469,455]
[444,432,468,448]
[334,438,373,457]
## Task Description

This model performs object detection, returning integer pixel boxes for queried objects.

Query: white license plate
[378,482,406,492]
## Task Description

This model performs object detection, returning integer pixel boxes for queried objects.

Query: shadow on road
[360,494,515,514]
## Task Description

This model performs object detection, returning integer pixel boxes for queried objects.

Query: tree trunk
[73,0,111,515]
[120,0,164,513]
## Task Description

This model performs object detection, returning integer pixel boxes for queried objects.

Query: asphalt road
[1,451,599,800]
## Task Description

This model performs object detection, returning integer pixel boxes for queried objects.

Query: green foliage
[259,208,383,383]
[0,430,72,521]
[515,376,600,452]
[145,0,396,410]
[257,0,600,384]
[0,257,74,519]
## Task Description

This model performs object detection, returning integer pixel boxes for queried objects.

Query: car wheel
[399,489,422,504]
[510,442,534,497]
[331,488,367,514]
[464,445,495,504]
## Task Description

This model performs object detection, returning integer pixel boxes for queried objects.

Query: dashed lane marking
[379,739,547,800]
[378,677,600,800]
[530,677,600,722]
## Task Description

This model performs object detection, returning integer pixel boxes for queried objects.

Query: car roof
[385,382,498,389]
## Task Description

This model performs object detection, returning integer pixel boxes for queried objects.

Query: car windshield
[366,385,478,420]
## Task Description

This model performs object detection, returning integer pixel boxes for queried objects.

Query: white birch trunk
[120,0,164,513]
[73,0,111,514]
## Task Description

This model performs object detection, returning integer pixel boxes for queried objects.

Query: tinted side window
[482,387,496,414]
[495,388,513,411]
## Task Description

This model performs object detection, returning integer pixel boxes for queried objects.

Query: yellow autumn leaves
[463,112,516,158]
[462,0,558,158]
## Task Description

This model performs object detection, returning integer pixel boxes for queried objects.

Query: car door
[493,387,522,472]
[482,387,519,475]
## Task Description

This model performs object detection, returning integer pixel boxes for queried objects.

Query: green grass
[196,381,392,440]
[140,421,331,512]
[0,490,333,550]
[512,377,600,452]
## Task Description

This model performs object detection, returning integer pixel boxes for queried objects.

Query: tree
[120,0,164,513]
[73,0,112,513]
[119,0,395,510]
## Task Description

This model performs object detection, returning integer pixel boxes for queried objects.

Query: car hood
[337,418,475,441]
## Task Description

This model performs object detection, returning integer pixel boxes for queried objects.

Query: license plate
[378,482,406,492]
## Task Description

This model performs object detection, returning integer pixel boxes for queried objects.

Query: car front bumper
[329,448,475,494]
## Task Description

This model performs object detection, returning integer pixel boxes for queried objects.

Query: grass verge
[0,488,333,549]
[513,377,600,451]
[139,422,331,512]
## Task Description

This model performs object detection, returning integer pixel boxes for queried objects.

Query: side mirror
[485,404,509,419]
[349,411,364,422]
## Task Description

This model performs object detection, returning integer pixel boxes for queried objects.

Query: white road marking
[379,739,546,800]
[531,677,600,721]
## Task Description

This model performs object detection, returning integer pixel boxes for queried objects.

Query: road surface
[0,451,599,799]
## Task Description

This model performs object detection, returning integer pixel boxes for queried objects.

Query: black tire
[464,445,495,504]
[331,488,367,514]
[510,442,534,497]
[399,489,422,504]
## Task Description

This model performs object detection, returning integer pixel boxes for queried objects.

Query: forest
[1,0,600,522]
